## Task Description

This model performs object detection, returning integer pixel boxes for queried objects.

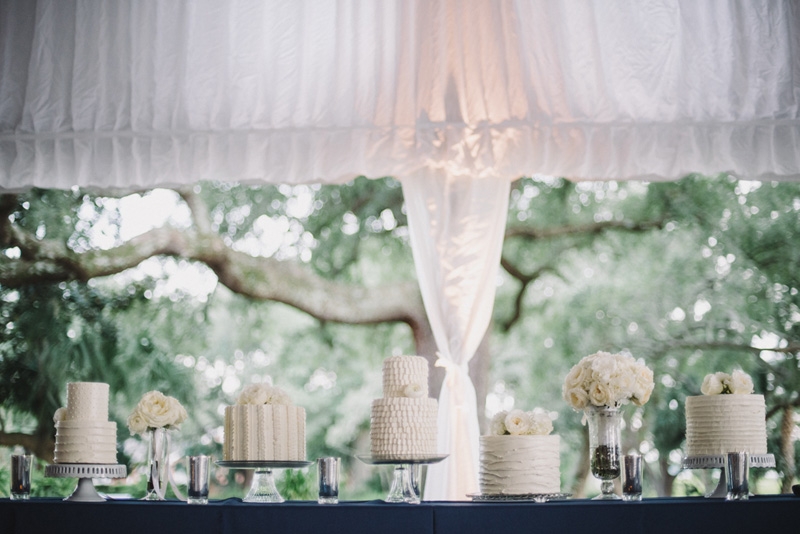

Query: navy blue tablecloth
[2,495,798,534]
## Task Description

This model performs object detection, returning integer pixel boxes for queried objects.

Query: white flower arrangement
[489,408,554,436]
[236,383,292,406]
[700,370,754,395]
[127,390,188,436]
[562,351,654,410]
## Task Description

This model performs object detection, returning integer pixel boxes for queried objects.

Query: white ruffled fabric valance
[2,0,799,190]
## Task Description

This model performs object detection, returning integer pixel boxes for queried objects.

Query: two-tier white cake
[54,382,118,464]
[370,355,438,460]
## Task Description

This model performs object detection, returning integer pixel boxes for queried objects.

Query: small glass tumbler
[317,457,340,504]
[11,454,33,500]
[726,451,750,501]
[187,455,210,505]
[622,453,642,501]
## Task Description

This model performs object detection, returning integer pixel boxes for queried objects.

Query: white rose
[53,407,67,423]
[504,409,532,435]
[402,383,425,398]
[133,390,186,429]
[127,411,148,436]
[729,370,754,395]
[527,410,553,436]
[564,386,590,410]
[588,381,612,407]
[564,362,590,391]
[266,386,292,405]
[590,352,618,382]
[490,411,508,435]
[632,364,655,406]
[237,384,269,405]
[701,373,724,395]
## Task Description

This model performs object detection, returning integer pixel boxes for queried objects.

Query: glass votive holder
[622,453,642,501]
[317,457,340,504]
[11,454,33,500]
[726,451,750,501]
[187,455,210,505]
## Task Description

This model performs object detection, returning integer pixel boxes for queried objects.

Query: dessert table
[2,495,798,534]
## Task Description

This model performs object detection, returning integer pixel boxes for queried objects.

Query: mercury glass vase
[142,427,169,500]
[585,405,622,500]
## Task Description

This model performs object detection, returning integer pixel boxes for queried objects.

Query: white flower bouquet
[127,390,188,436]
[236,383,292,405]
[489,408,553,436]
[700,370,754,395]
[562,351,654,410]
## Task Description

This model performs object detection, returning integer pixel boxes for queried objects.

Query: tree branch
[0,431,55,463]
[505,218,665,241]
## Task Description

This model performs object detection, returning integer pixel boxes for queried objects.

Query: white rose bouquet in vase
[128,391,188,501]
[562,351,654,500]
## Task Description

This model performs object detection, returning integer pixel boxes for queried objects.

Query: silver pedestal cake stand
[682,454,775,498]
[45,464,127,502]
[216,460,312,503]
[357,454,448,504]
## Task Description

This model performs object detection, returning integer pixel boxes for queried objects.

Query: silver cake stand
[45,464,127,502]
[357,454,448,504]
[216,460,312,503]
[467,492,572,503]
[682,454,775,498]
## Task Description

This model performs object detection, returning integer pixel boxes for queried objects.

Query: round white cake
[223,384,306,462]
[479,435,561,495]
[54,382,118,464]
[685,394,767,456]
[370,355,438,460]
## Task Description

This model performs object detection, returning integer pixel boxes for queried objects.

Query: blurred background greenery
[1,174,798,499]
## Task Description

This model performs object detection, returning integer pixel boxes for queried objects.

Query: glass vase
[585,405,622,500]
[142,427,169,500]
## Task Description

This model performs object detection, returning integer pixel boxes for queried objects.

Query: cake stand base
[682,454,775,499]
[45,464,128,502]
[356,455,448,504]
[216,460,312,503]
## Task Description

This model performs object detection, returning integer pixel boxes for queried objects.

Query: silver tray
[468,492,572,503]
[682,454,775,470]
[216,460,312,469]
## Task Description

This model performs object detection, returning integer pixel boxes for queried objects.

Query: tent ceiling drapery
[2,0,800,500]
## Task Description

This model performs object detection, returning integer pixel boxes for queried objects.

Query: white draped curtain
[2,0,800,500]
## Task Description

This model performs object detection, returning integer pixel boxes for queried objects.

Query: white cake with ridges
[370,355,438,460]
[479,435,561,495]
[223,384,306,462]
[685,394,767,456]
[54,382,118,464]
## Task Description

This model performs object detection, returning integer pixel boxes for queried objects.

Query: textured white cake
[479,435,561,495]
[685,394,767,456]
[54,382,118,464]
[223,388,306,462]
[370,355,438,460]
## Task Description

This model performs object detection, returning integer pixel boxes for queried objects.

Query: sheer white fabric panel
[403,171,510,500]
[2,0,799,191]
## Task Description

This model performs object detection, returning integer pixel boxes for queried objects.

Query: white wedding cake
[223,384,306,462]
[685,370,767,456]
[53,382,118,464]
[370,355,438,460]
[479,409,560,495]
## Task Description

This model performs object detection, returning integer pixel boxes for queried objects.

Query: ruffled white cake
[54,382,118,464]
[370,355,438,460]
[479,435,561,495]
[223,385,306,461]
[685,394,767,456]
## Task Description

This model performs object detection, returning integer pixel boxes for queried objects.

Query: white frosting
[64,382,109,421]
[223,404,306,461]
[370,398,438,459]
[685,394,767,456]
[54,382,117,464]
[370,355,438,460]
[382,355,429,398]
[479,435,561,495]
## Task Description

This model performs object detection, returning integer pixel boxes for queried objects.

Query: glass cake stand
[216,460,312,503]
[682,454,775,498]
[45,464,127,502]
[356,454,448,504]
